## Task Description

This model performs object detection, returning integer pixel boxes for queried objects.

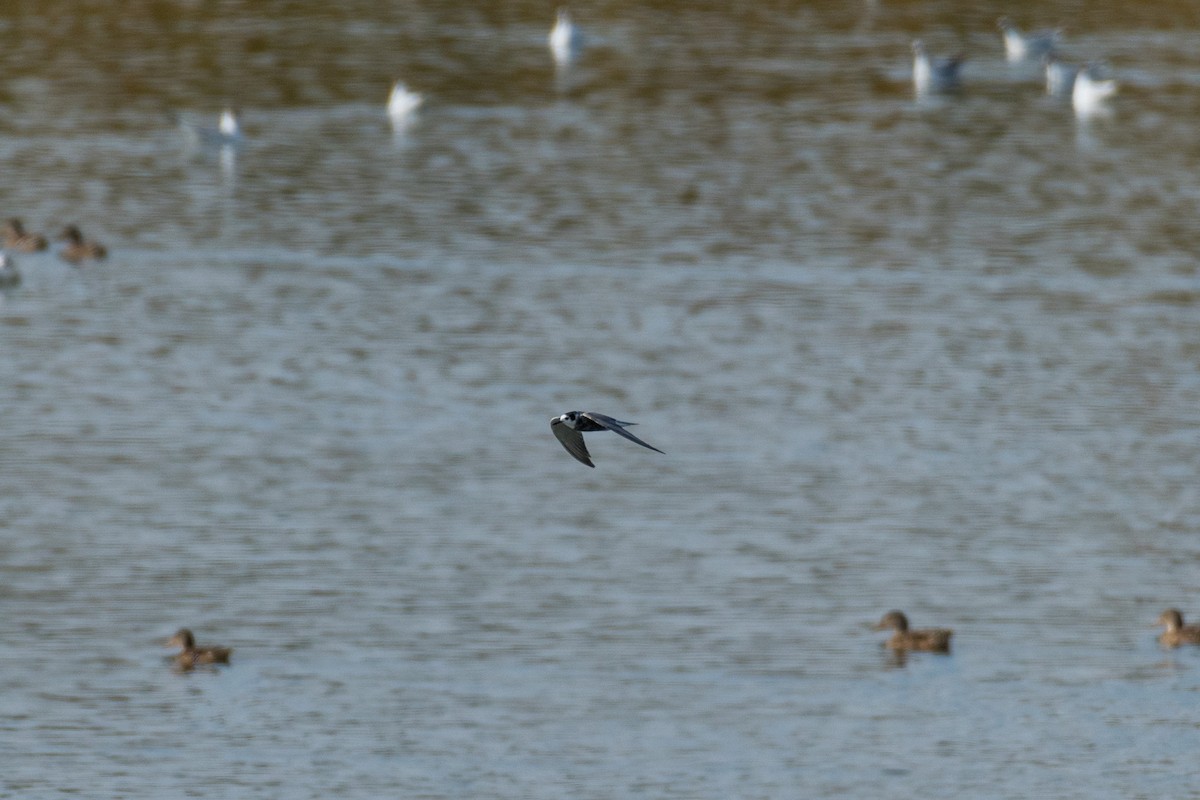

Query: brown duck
[873,610,952,653]
[1155,609,1200,648]
[58,225,107,264]
[4,218,48,252]
[166,628,233,669]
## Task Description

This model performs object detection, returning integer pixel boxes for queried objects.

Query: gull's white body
[179,107,243,148]
[387,81,424,124]
[549,9,583,65]
[912,41,962,96]
[1073,66,1117,117]
[999,18,1060,63]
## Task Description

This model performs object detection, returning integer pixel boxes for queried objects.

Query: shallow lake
[3,2,1200,797]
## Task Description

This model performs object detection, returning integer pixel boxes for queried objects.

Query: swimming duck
[1156,609,1200,648]
[387,81,424,127]
[911,40,964,96]
[997,17,1061,63]
[4,218,48,253]
[549,8,583,66]
[166,628,233,669]
[873,610,953,652]
[1072,63,1118,118]
[58,225,107,265]
[0,254,20,288]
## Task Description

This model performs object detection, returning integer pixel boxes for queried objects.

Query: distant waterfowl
[1155,609,1200,648]
[912,40,964,96]
[3,218,48,253]
[176,107,243,148]
[998,17,1061,63]
[386,81,424,126]
[166,628,233,669]
[549,8,583,65]
[58,225,107,265]
[0,254,20,289]
[550,411,664,468]
[1043,53,1079,97]
[1072,63,1118,117]
[872,610,953,652]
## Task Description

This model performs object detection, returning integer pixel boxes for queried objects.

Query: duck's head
[1157,609,1184,631]
[166,628,196,649]
[873,610,910,633]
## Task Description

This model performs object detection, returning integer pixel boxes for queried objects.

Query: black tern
[550,411,664,468]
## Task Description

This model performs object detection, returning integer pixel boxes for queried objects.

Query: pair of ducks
[875,608,1200,653]
[4,218,107,265]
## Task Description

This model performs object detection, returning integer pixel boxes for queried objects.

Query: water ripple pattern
[3,2,1200,798]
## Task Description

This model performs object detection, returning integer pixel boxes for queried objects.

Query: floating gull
[998,17,1061,63]
[176,107,243,149]
[1072,63,1117,118]
[549,8,583,66]
[912,40,963,96]
[387,81,424,127]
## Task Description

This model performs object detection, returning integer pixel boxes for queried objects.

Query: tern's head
[557,411,578,428]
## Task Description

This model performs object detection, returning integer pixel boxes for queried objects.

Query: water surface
[3,2,1200,797]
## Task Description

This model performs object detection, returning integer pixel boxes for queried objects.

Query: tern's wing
[582,413,665,455]
[579,411,634,428]
[551,419,594,467]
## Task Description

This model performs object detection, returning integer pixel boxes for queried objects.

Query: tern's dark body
[550,411,664,468]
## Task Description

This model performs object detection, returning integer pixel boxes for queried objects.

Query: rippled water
[4,1,1200,797]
